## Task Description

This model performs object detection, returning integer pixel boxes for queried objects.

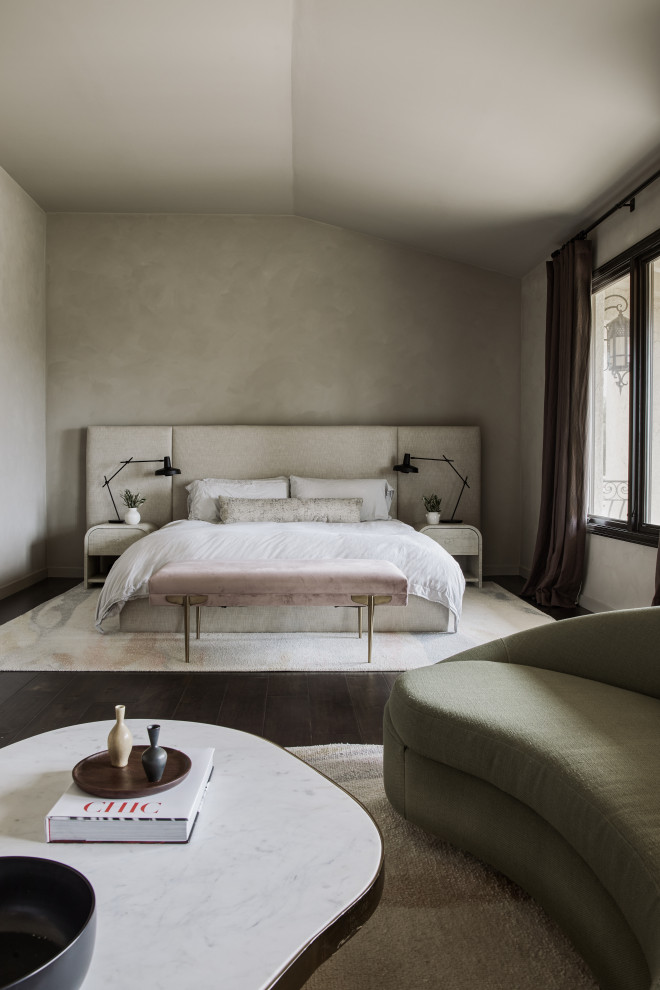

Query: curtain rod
[552,167,660,258]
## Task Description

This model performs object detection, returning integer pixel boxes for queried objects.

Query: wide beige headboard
[87,425,480,530]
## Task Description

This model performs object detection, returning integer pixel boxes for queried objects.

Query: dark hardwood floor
[0,575,587,750]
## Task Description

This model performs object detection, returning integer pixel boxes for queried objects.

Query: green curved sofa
[383,607,660,990]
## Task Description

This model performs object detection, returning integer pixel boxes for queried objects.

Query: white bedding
[95,519,465,631]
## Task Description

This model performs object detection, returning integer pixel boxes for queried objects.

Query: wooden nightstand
[420,523,482,587]
[84,523,156,589]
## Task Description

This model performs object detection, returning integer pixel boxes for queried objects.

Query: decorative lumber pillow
[289,477,393,521]
[186,477,289,522]
[216,496,363,524]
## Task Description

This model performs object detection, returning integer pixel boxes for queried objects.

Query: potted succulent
[120,489,146,525]
[422,493,442,525]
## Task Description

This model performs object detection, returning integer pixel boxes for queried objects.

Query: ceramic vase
[142,724,168,783]
[107,705,133,768]
[124,507,140,525]
[425,512,441,525]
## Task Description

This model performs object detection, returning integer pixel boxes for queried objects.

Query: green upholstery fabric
[383,711,650,990]
[383,607,660,990]
[447,606,660,698]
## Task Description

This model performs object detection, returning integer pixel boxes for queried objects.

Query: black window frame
[587,226,660,548]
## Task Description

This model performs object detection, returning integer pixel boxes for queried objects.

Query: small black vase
[141,724,168,783]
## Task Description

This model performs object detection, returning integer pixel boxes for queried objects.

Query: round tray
[72,746,192,798]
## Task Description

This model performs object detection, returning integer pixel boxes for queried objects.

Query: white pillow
[289,476,393,521]
[217,497,363,524]
[186,477,289,522]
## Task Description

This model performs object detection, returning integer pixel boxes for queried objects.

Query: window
[588,229,660,545]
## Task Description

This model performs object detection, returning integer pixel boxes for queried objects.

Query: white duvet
[95,519,465,630]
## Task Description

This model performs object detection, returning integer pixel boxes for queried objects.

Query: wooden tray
[72,746,192,798]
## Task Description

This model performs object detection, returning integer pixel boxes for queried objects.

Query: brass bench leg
[183,595,190,663]
[165,594,208,663]
[350,595,393,662]
[334,604,365,638]
[367,596,374,662]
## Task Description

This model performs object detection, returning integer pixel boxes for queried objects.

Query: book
[46,747,214,843]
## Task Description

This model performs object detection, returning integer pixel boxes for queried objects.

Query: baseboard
[577,594,611,614]
[519,564,531,579]
[483,565,520,577]
[0,568,48,601]
[47,567,84,579]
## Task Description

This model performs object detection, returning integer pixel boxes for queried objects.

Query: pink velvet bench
[148,558,409,664]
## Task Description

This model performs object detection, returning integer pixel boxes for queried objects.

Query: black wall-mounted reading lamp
[102,456,181,523]
[393,453,470,523]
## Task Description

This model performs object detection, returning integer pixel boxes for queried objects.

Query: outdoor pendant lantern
[604,295,630,393]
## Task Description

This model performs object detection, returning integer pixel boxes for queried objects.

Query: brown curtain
[653,545,660,605]
[522,239,592,607]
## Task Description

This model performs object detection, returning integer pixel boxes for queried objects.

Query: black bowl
[0,857,95,990]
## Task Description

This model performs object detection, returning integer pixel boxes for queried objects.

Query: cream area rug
[0,583,552,673]
[293,745,596,990]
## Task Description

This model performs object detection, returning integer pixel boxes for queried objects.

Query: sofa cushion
[387,660,660,975]
[149,558,409,607]
[446,607,660,699]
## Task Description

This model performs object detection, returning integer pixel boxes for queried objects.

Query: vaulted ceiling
[1,0,659,276]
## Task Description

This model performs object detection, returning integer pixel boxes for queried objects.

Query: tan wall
[46,213,521,575]
[0,166,47,596]
[520,178,660,610]
[580,537,656,614]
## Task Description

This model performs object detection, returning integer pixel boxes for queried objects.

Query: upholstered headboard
[86,425,480,531]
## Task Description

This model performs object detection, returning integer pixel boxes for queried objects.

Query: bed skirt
[118,594,454,634]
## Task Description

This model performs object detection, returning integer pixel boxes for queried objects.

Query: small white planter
[124,508,141,525]
[425,512,441,525]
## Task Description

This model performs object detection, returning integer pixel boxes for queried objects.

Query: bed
[88,425,481,634]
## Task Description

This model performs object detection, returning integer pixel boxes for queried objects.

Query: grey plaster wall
[0,166,47,595]
[46,213,520,574]
[520,259,546,578]
[520,178,660,610]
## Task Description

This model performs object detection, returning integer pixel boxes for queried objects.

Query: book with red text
[45,747,214,843]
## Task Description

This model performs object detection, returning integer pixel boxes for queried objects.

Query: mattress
[96,518,465,633]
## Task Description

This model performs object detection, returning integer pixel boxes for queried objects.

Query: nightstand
[84,523,157,589]
[420,523,482,587]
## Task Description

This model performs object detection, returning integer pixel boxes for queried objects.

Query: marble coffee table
[0,719,383,989]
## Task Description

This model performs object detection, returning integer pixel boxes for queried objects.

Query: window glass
[590,275,630,520]
[647,258,660,524]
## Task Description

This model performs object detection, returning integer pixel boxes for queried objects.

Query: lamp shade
[393,453,418,474]
[155,456,180,477]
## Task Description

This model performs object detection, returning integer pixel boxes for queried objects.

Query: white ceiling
[1,0,659,276]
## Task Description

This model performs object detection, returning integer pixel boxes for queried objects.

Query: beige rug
[293,744,596,990]
[0,583,552,672]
